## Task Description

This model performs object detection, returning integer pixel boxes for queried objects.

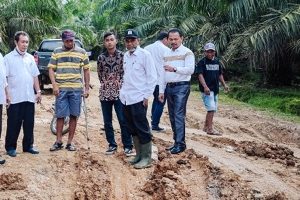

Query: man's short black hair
[168,28,183,37]
[157,32,168,41]
[103,32,117,40]
[14,31,29,42]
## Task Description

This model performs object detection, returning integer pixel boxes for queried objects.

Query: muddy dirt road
[0,72,299,200]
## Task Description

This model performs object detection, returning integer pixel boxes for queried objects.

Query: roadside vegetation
[0,0,299,118]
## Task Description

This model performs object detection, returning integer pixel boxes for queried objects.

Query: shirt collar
[171,44,183,52]
[13,49,27,57]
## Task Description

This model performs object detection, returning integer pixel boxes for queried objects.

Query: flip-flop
[207,131,222,136]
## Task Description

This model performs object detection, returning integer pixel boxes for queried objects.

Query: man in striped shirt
[48,30,90,151]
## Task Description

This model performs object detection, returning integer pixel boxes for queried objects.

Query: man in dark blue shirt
[195,42,228,135]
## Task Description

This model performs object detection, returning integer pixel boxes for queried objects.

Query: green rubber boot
[129,136,141,165]
[134,141,152,169]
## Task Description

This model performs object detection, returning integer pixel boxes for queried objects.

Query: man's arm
[198,74,210,95]
[33,76,41,103]
[48,67,59,96]
[83,68,90,97]
[219,74,229,91]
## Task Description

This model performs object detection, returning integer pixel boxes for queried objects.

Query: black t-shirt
[195,57,223,94]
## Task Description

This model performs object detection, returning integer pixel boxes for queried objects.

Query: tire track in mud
[153,132,299,199]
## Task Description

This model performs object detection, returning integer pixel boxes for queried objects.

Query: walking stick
[82,96,90,150]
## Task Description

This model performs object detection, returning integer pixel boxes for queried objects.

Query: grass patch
[191,83,300,123]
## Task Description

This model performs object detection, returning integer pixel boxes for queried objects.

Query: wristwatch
[37,90,42,94]
[174,67,177,72]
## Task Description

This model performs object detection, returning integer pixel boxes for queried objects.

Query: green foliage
[227,84,300,116]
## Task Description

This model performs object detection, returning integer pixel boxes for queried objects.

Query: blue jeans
[151,85,166,128]
[55,90,82,118]
[166,83,190,148]
[101,99,132,149]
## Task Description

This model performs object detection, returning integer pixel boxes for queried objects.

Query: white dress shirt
[144,41,170,86]
[120,46,157,105]
[4,49,40,104]
[159,44,195,93]
[0,53,7,104]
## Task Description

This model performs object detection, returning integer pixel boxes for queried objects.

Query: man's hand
[223,84,229,92]
[158,93,164,103]
[83,87,89,98]
[6,95,11,109]
[204,86,210,95]
[52,83,59,96]
[164,65,176,72]
[143,98,148,107]
[36,93,42,104]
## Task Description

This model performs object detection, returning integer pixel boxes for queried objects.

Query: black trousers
[0,104,2,138]
[123,101,152,144]
[5,102,35,151]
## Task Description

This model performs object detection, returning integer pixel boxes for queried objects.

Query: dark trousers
[151,85,166,128]
[0,104,2,138]
[5,102,35,151]
[101,99,132,149]
[123,101,152,144]
[166,83,190,148]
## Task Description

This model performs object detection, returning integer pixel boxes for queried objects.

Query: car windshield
[39,40,82,52]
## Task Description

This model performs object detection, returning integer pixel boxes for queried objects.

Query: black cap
[124,29,139,39]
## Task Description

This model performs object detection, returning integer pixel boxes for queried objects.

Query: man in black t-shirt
[195,43,228,135]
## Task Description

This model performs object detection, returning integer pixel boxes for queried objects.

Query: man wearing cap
[48,30,90,151]
[195,42,228,135]
[120,29,157,169]
[144,31,170,132]
[159,28,195,154]
[4,31,41,157]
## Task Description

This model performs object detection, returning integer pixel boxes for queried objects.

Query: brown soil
[0,72,299,200]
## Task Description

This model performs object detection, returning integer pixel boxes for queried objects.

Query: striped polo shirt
[48,46,89,91]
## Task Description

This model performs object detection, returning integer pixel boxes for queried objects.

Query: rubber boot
[134,141,152,169]
[129,136,141,165]
[0,156,5,165]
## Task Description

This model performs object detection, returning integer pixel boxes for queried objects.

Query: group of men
[0,28,228,169]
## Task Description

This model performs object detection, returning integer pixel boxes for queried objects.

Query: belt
[167,81,190,88]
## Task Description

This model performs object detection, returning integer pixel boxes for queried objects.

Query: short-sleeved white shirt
[0,53,7,105]
[4,49,40,104]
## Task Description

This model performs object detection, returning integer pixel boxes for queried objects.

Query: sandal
[66,143,76,151]
[207,131,222,136]
[50,142,64,151]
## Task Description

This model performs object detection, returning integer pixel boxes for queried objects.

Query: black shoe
[170,146,186,154]
[7,149,17,157]
[152,126,164,132]
[0,157,5,165]
[165,145,175,151]
[105,146,117,155]
[24,148,39,154]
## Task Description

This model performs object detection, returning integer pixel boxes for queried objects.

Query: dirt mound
[142,154,191,199]
[74,151,112,200]
[240,141,297,166]
[0,173,26,191]
[209,138,298,167]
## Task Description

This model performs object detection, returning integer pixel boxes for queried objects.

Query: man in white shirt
[120,29,157,169]
[159,28,195,154]
[4,31,42,157]
[144,32,169,132]
[0,52,9,164]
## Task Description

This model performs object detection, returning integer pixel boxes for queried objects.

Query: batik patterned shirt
[97,50,124,101]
